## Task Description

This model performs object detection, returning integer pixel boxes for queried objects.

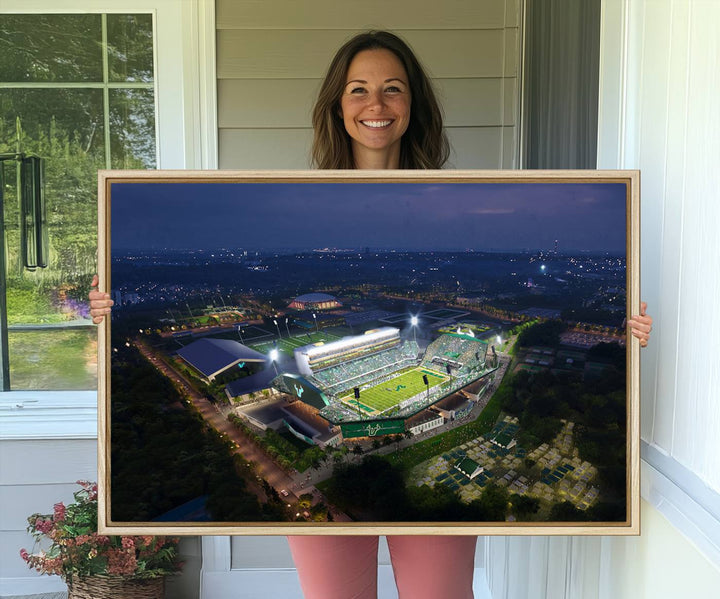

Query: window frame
[0,0,217,440]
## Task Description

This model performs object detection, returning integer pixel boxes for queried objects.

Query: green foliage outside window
[0,13,155,389]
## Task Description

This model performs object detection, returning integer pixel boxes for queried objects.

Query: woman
[90,31,653,599]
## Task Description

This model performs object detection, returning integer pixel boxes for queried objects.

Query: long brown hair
[311,31,449,170]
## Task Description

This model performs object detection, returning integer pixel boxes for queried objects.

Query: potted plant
[20,481,182,598]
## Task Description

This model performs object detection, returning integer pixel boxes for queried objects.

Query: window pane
[0,89,106,162]
[1,88,103,391]
[0,14,102,82]
[110,89,156,169]
[8,329,97,390]
[1,88,105,282]
[107,14,154,83]
[1,13,156,391]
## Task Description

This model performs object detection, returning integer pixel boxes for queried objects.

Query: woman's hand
[627,301,653,348]
[89,274,114,324]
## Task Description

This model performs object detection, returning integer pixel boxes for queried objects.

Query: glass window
[0,13,156,390]
[0,14,103,83]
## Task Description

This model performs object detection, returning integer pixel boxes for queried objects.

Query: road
[134,339,351,521]
[134,340,298,501]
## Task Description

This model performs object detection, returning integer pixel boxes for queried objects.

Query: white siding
[0,439,97,592]
[597,0,720,492]
[486,1,720,598]
[216,0,522,169]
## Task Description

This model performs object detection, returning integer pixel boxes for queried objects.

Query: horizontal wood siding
[217,0,521,169]
[0,439,97,580]
[219,78,516,128]
[218,30,512,79]
[217,0,516,30]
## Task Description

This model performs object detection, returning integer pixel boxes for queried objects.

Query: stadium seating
[311,340,420,395]
[313,334,497,424]
[421,333,488,375]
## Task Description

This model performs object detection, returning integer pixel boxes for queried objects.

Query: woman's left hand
[627,301,653,348]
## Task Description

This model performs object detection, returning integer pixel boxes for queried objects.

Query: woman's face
[340,48,411,165]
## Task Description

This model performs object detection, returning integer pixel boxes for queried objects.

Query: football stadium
[272,326,498,439]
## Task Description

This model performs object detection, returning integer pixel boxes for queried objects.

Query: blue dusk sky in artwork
[110,181,627,253]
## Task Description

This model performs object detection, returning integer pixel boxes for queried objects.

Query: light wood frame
[98,169,640,535]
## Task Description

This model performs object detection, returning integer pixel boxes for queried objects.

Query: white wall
[485,482,720,599]
[598,0,720,492]
[0,396,97,597]
[599,500,720,599]
[595,0,720,591]
[486,0,720,596]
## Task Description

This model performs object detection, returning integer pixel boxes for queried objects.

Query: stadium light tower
[273,318,281,339]
[285,317,291,338]
[410,315,418,345]
[269,348,279,376]
[313,313,319,333]
[238,326,245,344]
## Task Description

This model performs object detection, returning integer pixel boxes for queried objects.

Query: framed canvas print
[97,170,640,535]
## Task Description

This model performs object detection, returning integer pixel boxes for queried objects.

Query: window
[0,13,156,390]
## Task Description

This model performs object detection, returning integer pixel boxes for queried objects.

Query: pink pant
[287,535,477,599]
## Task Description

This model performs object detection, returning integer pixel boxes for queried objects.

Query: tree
[477,483,510,521]
[511,495,540,520]
[297,494,313,510]
[309,502,329,522]
[549,501,584,522]
[1,14,156,328]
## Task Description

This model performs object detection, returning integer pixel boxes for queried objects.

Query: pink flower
[121,537,135,549]
[53,502,66,522]
[107,548,137,576]
[19,548,29,562]
[34,518,54,535]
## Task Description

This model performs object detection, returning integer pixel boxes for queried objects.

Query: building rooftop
[177,338,267,379]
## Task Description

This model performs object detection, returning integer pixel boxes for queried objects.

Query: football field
[340,367,448,415]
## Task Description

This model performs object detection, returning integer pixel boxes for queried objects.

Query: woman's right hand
[89,274,114,324]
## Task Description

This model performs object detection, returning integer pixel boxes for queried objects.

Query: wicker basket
[67,575,165,599]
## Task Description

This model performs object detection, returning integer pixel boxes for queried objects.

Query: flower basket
[67,574,165,599]
[20,481,182,595]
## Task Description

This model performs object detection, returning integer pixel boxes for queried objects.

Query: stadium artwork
[97,170,640,536]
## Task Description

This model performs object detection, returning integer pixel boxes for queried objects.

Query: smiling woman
[311,30,448,170]
[340,48,412,168]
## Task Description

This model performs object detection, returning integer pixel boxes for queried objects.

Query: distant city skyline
[110,181,627,253]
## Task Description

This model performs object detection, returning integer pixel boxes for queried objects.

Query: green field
[341,367,448,414]
[251,331,341,356]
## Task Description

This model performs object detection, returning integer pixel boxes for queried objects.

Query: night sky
[110,181,627,253]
